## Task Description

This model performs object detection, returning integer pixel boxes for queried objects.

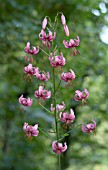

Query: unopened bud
[42,17,47,29]
[61,14,66,25]
[64,25,69,36]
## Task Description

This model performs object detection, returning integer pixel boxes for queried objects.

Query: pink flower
[56,102,66,112]
[61,14,66,26]
[74,89,89,101]
[59,109,75,124]
[36,71,50,81]
[49,52,66,68]
[50,102,66,112]
[61,69,76,82]
[24,42,39,55]
[24,64,39,76]
[42,17,47,29]
[19,95,33,107]
[64,25,69,36]
[63,36,80,48]
[23,122,39,137]
[52,141,67,154]
[34,86,51,100]
[82,119,96,133]
[39,29,56,47]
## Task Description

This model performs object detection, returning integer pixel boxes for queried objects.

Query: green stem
[55,80,61,93]
[58,155,61,170]
[33,98,51,114]
[40,47,49,56]
[39,127,51,139]
[59,124,82,141]
[52,67,61,170]
[39,103,51,114]
[53,67,59,141]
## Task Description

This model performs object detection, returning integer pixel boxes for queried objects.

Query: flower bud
[64,25,69,36]
[61,14,66,25]
[42,17,47,29]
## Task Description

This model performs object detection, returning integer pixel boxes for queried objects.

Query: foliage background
[0,0,108,170]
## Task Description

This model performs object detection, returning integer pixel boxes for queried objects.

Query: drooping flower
[56,102,66,112]
[63,36,80,48]
[34,86,51,100]
[74,89,89,101]
[82,119,96,133]
[59,109,75,124]
[39,29,56,48]
[19,95,33,107]
[52,141,67,154]
[50,102,66,112]
[61,69,76,82]
[24,64,39,76]
[36,71,50,81]
[64,25,69,36]
[23,122,39,137]
[49,52,66,68]
[24,42,39,55]
[61,14,66,26]
[42,17,47,29]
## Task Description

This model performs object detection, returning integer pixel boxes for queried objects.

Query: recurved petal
[92,119,96,127]
[82,124,89,133]
[23,122,28,131]
[19,95,23,103]
[38,86,43,94]
[75,90,82,98]
[58,143,63,148]
[70,109,75,119]
[47,91,51,98]
[84,89,89,98]
[61,142,67,152]
[25,42,30,51]
[59,112,63,119]
[33,124,38,130]
[32,130,39,136]
[52,141,58,150]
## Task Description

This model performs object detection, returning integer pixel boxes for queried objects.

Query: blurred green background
[0,0,108,170]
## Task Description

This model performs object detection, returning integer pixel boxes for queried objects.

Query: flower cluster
[18,13,96,159]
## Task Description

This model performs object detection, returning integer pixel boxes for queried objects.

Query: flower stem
[58,155,61,170]
[39,127,51,139]
[55,80,61,93]
[53,67,59,141]
[38,102,51,114]
[40,47,49,56]
[59,124,82,141]
[33,98,51,114]
[52,67,61,170]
